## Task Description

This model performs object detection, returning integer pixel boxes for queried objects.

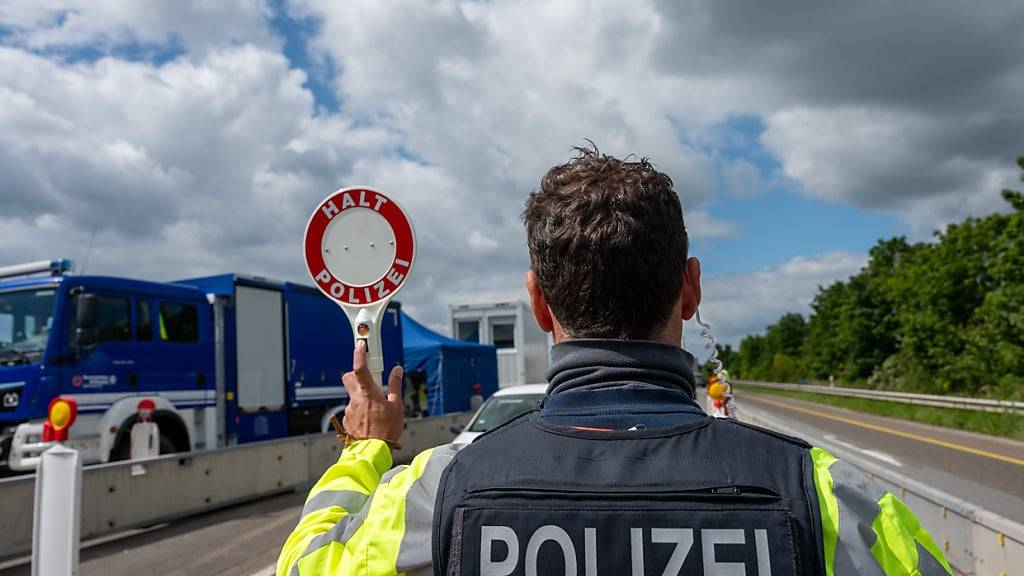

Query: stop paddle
[304,186,416,386]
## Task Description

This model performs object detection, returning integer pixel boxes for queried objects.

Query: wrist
[342,433,401,451]
[344,438,394,472]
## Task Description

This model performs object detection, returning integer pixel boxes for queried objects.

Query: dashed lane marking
[747,394,1024,467]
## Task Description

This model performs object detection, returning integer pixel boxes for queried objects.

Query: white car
[451,384,547,445]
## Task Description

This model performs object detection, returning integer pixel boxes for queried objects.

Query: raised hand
[340,340,404,446]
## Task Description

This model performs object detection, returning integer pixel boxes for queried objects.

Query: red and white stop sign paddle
[304,187,416,386]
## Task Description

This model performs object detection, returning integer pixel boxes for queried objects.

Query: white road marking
[741,404,904,467]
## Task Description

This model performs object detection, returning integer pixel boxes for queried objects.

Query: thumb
[386,364,404,403]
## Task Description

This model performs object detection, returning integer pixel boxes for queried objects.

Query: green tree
[957,166,1024,397]
[735,155,1024,398]
[736,333,769,379]
[765,313,806,358]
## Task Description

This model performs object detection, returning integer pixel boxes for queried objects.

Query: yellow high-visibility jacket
[277,440,951,576]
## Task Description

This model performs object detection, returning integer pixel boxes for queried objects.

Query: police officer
[278,148,951,576]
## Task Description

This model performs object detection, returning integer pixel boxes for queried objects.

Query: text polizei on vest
[480,525,773,576]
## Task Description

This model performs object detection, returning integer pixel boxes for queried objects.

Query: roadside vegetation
[733,384,1024,441]
[710,156,1024,402]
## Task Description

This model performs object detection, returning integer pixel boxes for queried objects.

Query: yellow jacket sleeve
[811,447,953,576]
[277,440,460,576]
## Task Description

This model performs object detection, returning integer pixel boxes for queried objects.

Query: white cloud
[0,42,392,282]
[0,0,275,54]
[684,251,868,356]
[685,210,743,239]
[296,0,719,204]
[722,158,762,197]
[2,0,1022,336]
[762,106,1018,235]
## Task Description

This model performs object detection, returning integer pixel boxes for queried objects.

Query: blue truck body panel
[177,274,403,442]
[283,282,403,403]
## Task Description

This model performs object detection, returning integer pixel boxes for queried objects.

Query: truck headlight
[1,390,19,409]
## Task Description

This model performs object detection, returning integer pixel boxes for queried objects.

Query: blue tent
[401,311,498,416]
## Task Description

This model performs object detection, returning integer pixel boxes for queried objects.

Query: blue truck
[0,259,402,472]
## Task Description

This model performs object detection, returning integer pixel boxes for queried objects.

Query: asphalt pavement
[4,391,1021,575]
[0,491,303,576]
[736,390,1024,524]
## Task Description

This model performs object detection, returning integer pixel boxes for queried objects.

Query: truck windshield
[0,288,57,364]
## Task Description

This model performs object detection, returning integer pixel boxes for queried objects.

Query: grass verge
[735,385,1024,441]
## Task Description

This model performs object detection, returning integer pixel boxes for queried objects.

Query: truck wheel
[159,433,177,455]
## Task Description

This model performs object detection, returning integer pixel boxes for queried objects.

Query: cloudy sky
[1,0,1022,352]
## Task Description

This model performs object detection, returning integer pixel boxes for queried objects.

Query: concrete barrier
[0,411,470,562]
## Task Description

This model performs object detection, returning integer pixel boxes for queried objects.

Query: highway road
[0,491,300,576]
[737,390,1024,524]
[2,391,1021,575]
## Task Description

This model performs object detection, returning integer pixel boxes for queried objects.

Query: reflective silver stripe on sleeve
[289,464,410,576]
[916,542,952,576]
[830,459,886,576]
[395,443,463,572]
[300,489,368,519]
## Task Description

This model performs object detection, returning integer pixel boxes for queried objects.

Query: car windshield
[0,288,57,361]
[467,393,544,432]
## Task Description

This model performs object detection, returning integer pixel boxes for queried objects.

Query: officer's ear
[681,257,702,321]
[526,269,555,333]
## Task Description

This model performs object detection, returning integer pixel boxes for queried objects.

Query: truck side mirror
[74,294,99,349]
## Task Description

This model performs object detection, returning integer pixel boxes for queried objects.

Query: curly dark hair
[523,145,689,339]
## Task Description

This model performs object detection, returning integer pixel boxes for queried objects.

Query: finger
[341,371,360,397]
[386,365,404,403]
[352,340,372,386]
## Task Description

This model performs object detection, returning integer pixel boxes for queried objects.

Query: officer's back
[278,147,951,576]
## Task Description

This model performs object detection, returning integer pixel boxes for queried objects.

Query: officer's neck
[545,338,697,399]
[549,316,682,347]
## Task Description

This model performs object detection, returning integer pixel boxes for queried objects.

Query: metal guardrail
[0,412,470,562]
[742,405,1024,575]
[735,379,1024,415]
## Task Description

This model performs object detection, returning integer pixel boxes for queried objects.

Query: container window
[491,322,516,349]
[456,320,480,343]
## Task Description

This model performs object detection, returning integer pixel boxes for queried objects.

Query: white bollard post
[32,444,82,576]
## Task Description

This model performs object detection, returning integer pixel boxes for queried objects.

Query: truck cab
[1,261,211,471]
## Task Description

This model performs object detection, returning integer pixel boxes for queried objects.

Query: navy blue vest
[433,413,825,576]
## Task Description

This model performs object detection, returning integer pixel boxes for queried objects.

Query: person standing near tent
[402,373,418,417]
[469,383,484,411]
[416,381,429,417]
[278,147,951,576]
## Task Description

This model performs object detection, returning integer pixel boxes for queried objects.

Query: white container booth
[449,301,549,388]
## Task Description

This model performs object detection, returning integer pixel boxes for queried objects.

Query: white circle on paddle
[321,207,397,287]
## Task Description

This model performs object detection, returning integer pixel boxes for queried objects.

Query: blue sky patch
[268,0,340,114]
[689,114,906,275]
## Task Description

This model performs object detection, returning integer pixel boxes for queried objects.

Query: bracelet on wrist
[330,415,402,450]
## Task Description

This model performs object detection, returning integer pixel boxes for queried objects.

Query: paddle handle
[349,305,385,387]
